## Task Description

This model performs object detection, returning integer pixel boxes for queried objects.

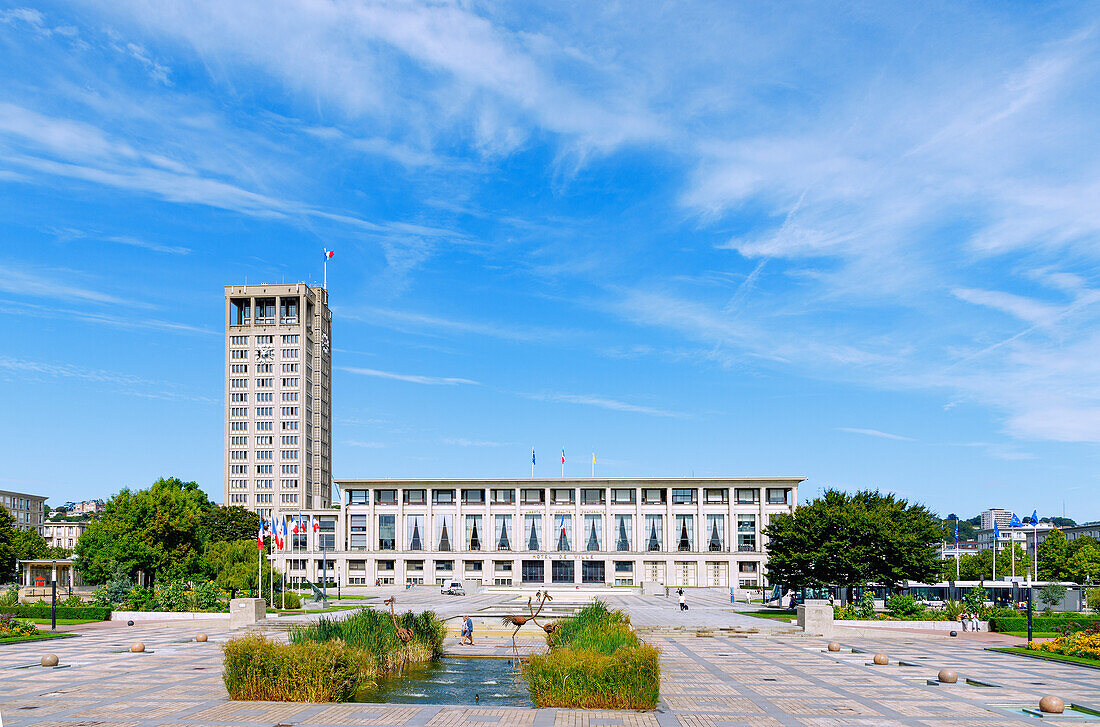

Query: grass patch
[991,646,1100,669]
[523,600,659,710]
[28,618,102,625]
[0,631,72,644]
[1003,631,1059,639]
[742,610,797,621]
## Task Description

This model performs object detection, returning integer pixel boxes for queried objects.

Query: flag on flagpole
[291,517,299,535]
[561,448,566,465]
[313,516,320,533]
[532,448,536,466]
[1010,513,1022,527]
[954,517,959,545]
[1031,509,1039,525]
[257,523,264,551]
[324,249,335,259]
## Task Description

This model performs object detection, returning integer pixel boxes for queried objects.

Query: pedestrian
[970,612,980,632]
[960,610,970,631]
[788,591,796,610]
[678,590,687,611]
[461,615,474,645]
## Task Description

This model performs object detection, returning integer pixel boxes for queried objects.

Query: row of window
[229,393,299,403]
[228,450,301,461]
[346,487,791,506]
[229,377,307,388]
[229,334,299,345]
[352,513,760,553]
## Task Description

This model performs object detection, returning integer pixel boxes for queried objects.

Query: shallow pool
[355,657,532,706]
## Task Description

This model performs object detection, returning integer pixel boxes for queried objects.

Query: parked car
[441,580,465,596]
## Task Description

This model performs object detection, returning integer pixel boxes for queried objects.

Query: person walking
[462,615,475,645]
[678,590,687,611]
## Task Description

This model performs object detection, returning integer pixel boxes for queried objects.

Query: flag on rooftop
[1031,509,1039,525]
[1010,513,1022,527]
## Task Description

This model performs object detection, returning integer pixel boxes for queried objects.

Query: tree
[75,477,216,584]
[764,489,941,599]
[1067,543,1100,584]
[1044,517,1078,528]
[1038,528,1069,580]
[0,506,69,582]
[202,506,260,543]
[941,516,977,543]
[205,538,278,596]
[1039,582,1067,609]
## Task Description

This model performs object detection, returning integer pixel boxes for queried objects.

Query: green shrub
[1040,583,1068,609]
[281,590,301,609]
[222,634,365,701]
[964,586,987,614]
[61,594,84,607]
[941,600,964,621]
[856,590,876,618]
[122,586,156,611]
[1088,588,1100,612]
[90,585,109,607]
[0,584,18,608]
[104,563,135,604]
[191,580,222,611]
[523,643,660,709]
[886,594,925,618]
[988,614,1100,633]
[8,604,111,620]
[155,580,188,612]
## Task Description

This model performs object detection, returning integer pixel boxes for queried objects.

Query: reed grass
[524,599,659,709]
[222,634,365,701]
[224,607,446,702]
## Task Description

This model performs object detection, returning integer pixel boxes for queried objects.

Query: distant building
[42,520,87,550]
[0,490,45,534]
[980,508,1015,531]
[1028,522,1100,551]
[71,499,105,515]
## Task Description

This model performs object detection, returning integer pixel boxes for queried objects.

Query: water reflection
[355,657,531,706]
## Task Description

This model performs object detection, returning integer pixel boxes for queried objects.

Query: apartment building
[224,283,332,518]
[0,490,45,533]
[271,476,802,593]
[42,520,87,550]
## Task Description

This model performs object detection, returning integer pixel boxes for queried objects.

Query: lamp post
[50,558,57,631]
[337,566,342,602]
[1027,573,1034,642]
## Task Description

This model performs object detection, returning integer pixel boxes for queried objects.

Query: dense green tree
[75,477,215,584]
[1038,528,1069,581]
[205,538,278,596]
[202,506,260,543]
[764,489,941,599]
[1067,543,1100,584]
[947,543,1028,581]
[1044,517,1078,528]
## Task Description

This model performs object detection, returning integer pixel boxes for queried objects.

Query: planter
[110,610,230,622]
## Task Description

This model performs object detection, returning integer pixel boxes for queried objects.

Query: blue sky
[2,2,1099,520]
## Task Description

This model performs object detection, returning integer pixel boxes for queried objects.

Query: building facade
[224,283,332,518]
[0,490,45,533]
[271,477,802,592]
[980,508,1015,531]
[42,520,87,550]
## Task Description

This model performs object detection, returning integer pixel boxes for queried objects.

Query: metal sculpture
[501,592,552,652]
[384,596,413,642]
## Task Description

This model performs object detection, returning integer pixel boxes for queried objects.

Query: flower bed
[523,600,660,710]
[1028,631,1100,660]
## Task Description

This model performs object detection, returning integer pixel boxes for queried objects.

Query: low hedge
[988,616,1100,633]
[6,605,111,621]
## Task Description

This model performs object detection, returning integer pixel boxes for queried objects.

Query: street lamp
[50,558,57,631]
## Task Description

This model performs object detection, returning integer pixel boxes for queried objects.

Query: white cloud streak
[339,365,478,386]
[838,427,916,442]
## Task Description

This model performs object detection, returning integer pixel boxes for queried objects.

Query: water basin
[355,657,531,706]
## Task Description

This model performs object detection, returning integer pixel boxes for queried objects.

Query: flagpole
[561,448,565,478]
[591,451,595,478]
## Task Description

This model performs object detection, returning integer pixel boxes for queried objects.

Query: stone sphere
[872,653,889,665]
[127,620,134,626]
[130,642,145,653]
[827,642,841,652]
[40,654,58,667]
[949,630,958,637]
[937,669,958,684]
[1039,696,1065,714]
[195,633,208,642]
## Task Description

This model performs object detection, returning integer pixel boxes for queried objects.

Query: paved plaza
[3,590,1099,726]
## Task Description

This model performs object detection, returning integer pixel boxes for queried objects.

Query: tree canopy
[764,489,941,594]
[203,506,260,544]
[0,506,68,581]
[75,477,216,584]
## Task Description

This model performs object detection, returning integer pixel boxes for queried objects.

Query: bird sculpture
[529,592,558,634]
[501,592,554,652]
[384,597,413,642]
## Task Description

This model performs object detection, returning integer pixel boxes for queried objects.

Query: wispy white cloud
[339,365,478,386]
[0,263,134,306]
[0,355,212,402]
[838,427,915,442]
[525,391,684,418]
[344,440,388,448]
[442,437,511,447]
